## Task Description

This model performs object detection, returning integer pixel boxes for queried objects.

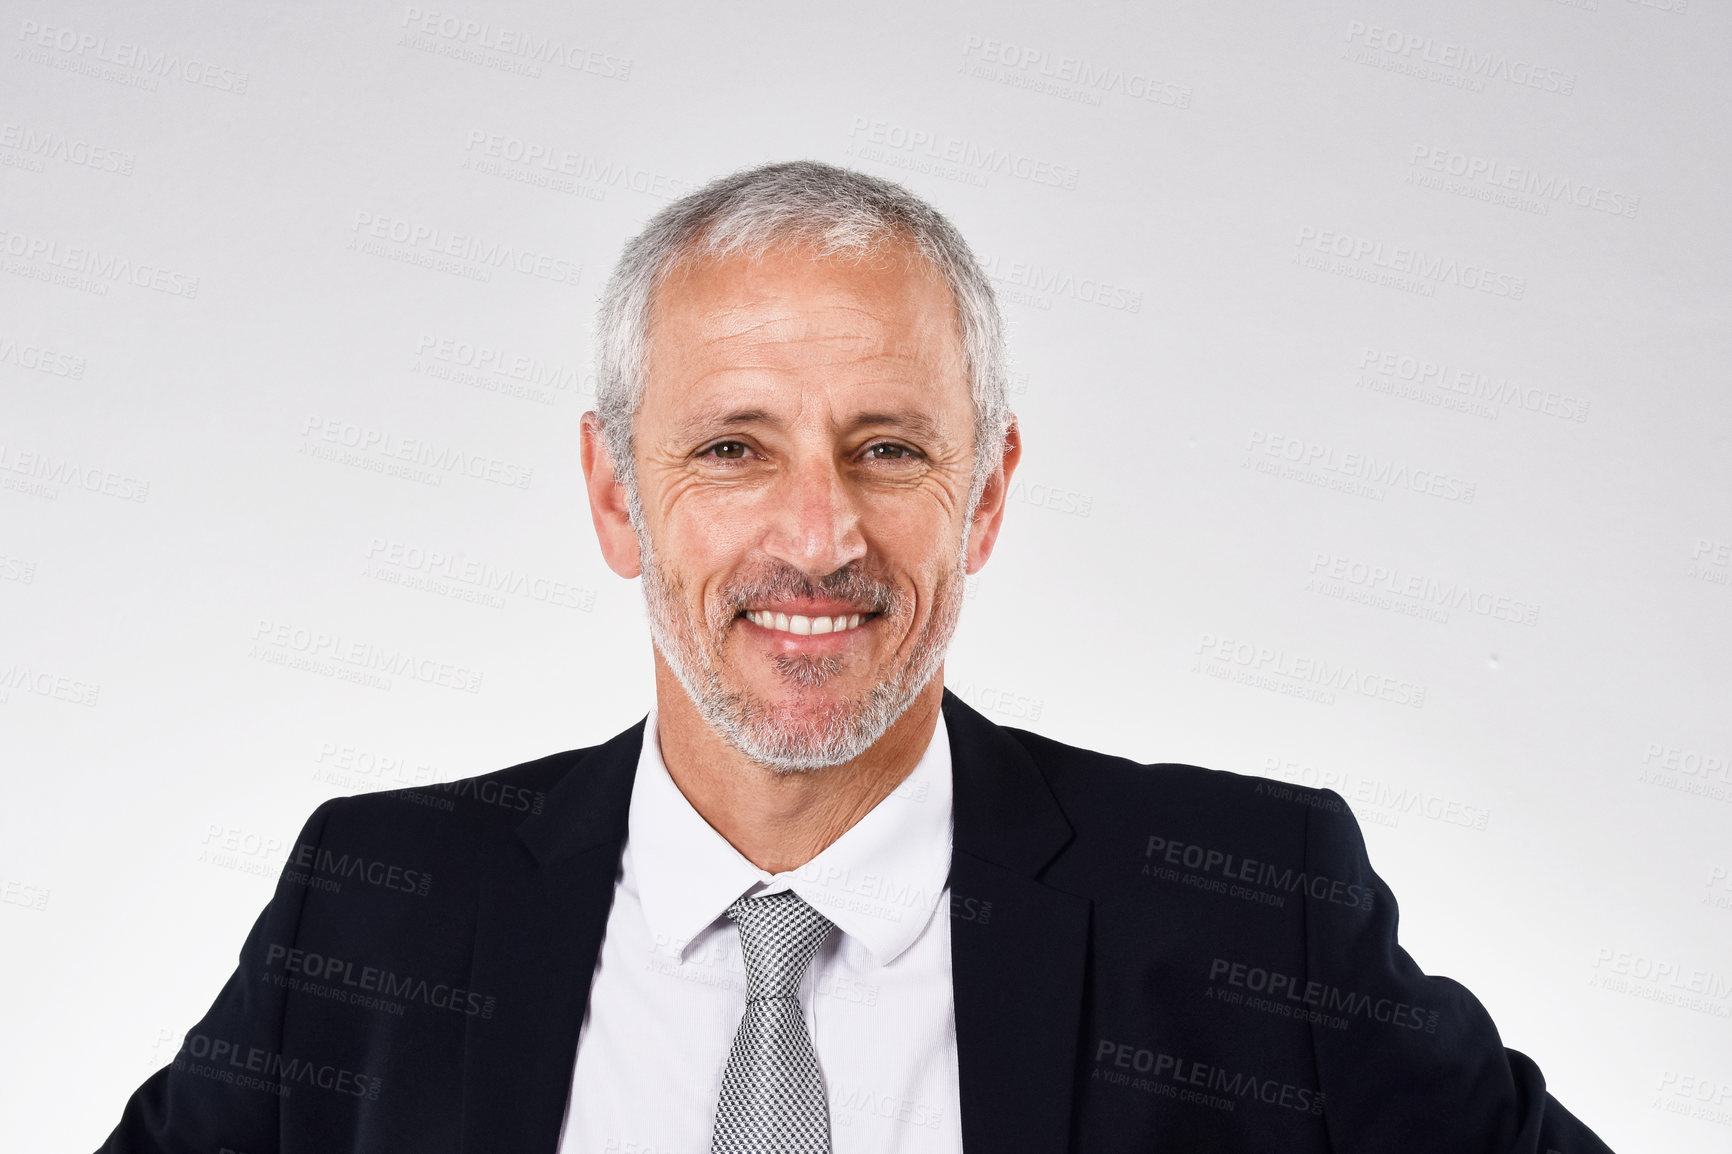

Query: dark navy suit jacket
[99,689,1614,1152]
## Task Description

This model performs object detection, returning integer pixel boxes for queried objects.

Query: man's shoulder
[989,722,1369,902]
[302,734,623,861]
[1005,723,1340,805]
[997,722,1356,843]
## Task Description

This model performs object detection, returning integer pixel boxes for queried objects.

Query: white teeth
[745,610,870,636]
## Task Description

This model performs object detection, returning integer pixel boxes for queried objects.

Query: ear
[964,420,1021,575]
[581,412,643,579]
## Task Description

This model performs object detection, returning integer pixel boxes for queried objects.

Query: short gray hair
[591,160,1011,522]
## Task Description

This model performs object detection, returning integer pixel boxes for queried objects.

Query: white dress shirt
[555,707,964,1154]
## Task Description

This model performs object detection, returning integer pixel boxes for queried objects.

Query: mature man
[99,162,1614,1152]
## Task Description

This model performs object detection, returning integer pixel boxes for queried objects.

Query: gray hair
[591,160,1012,524]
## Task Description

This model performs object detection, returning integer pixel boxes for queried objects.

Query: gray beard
[637,529,968,773]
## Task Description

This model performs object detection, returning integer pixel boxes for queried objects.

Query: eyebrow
[670,406,773,445]
[847,410,946,444]
[672,406,948,446]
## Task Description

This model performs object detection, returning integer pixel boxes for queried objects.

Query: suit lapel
[459,719,643,1154]
[943,690,1092,1153]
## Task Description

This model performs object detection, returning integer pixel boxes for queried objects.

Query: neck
[651,655,944,874]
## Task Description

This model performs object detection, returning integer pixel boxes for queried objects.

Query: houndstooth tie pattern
[710,890,836,1154]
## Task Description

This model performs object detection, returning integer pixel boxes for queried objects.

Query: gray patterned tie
[710,890,837,1153]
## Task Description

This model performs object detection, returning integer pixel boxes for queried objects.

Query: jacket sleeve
[94,800,336,1154]
[1300,789,1614,1153]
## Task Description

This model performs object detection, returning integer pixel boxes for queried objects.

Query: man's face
[615,240,991,770]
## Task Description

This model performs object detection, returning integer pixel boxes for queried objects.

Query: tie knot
[726,890,835,1000]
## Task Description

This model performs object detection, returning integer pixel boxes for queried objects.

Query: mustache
[714,561,907,621]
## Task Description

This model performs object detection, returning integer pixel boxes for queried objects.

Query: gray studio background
[3,1,1729,1149]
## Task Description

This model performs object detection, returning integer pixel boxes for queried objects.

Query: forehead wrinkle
[703,300,920,350]
[695,335,946,382]
[702,303,798,344]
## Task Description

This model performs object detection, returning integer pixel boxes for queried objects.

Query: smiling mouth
[740,609,878,636]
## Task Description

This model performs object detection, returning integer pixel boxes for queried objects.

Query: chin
[742,682,865,735]
[718,680,908,774]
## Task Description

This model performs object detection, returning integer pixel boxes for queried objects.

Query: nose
[760,454,867,578]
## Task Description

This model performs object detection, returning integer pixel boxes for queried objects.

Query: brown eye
[705,441,750,459]
[868,443,916,460]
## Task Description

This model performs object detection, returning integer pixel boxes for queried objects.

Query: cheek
[658,508,760,623]
[862,486,956,537]
[664,500,762,563]
[867,507,964,573]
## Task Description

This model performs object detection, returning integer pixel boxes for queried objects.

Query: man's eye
[867,443,917,460]
[703,441,751,460]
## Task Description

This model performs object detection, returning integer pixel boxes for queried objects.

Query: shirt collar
[627,705,954,968]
